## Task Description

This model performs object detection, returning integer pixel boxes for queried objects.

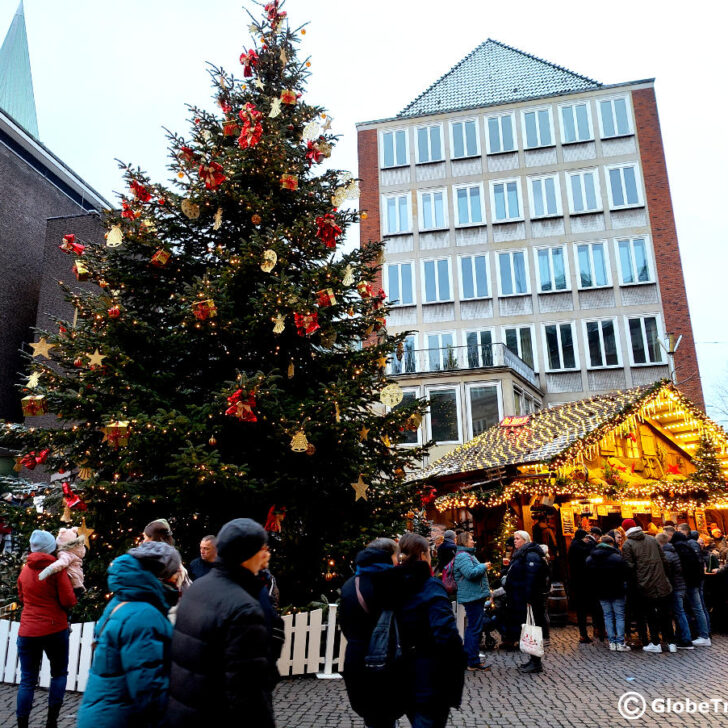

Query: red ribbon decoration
[20,449,49,470]
[225,389,258,422]
[239,48,259,77]
[121,202,136,219]
[129,180,152,202]
[315,214,342,249]
[62,481,87,511]
[294,312,320,337]
[305,141,324,165]
[59,234,85,256]
[265,0,287,29]
[198,161,227,190]
[180,146,200,164]
[238,103,263,149]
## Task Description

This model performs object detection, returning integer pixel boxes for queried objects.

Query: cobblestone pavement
[2,626,727,727]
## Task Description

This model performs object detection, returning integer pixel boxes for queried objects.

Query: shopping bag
[519,604,544,657]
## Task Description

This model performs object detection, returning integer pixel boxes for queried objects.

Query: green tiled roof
[0,1,38,137]
[399,39,601,119]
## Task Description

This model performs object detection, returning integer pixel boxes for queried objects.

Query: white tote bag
[519,604,544,657]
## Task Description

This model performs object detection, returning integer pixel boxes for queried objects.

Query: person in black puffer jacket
[165,518,284,728]
[672,530,711,645]
[504,531,548,674]
[586,535,630,650]
[568,528,604,643]
[339,538,401,728]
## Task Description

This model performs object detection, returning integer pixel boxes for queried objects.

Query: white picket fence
[0,602,467,692]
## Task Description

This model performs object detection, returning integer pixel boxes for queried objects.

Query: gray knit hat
[29,530,56,554]
[128,541,181,580]
[443,530,456,540]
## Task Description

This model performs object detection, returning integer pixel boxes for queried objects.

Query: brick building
[356,40,702,460]
[0,2,108,422]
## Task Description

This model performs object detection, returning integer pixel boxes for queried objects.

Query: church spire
[0,1,39,137]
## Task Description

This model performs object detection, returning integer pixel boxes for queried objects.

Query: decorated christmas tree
[1,1,429,613]
[691,433,726,491]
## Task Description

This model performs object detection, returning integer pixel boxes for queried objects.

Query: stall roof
[413,381,728,484]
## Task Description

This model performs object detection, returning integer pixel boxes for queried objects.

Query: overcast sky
[4,0,726,421]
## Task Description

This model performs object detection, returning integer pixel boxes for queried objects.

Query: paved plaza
[1,626,727,728]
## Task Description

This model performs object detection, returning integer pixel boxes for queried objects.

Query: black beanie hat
[216,518,267,565]
[574,529,588,541]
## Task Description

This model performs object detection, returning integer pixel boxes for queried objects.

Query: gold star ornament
[30,338,54,359]
[87,349,106,368]
[351,475,369,501]
[358,425,369,441]
[77,518,95,549]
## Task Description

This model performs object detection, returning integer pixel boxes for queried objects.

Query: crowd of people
[10,514,725,728]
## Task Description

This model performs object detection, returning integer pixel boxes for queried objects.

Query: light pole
[659,332,682,383]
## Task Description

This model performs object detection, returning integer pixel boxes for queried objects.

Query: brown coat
[621,529,672,599]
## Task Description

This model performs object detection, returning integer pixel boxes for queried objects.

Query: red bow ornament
[225,389,258,422]
[59,234,85,256]
[198,161,227,190]
[294,312,320,336]
[315,214,342,249]
[121,202,136,220]
[129,180,152,203]
[265,1,287,29]
[180,146,200,165]
[62,481,87,511]
[238,103,263,149]
[20,449,50,470]
[239,48,259,77]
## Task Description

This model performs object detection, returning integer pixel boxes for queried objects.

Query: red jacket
[17,552,77,637]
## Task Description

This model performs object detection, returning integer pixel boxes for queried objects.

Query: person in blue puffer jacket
[453,531,490,670]
[77,541,181,728]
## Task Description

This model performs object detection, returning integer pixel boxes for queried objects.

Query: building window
[543,322,577,371]
[460,255,489,300]
[426,332,457,371]
[522,108,553,148]
[381,129,407,168]
[486,113,516,154]
[395,388,420,444]
[389,335,416,376]
[427,387,461,444]
[451,119,479,158]
[467,384,500,437]
[535,246,568,292]
[576,242,609,288]
[598,97,632,138]
[418,189,447,230]
[616,237,652,285]
[490,179,522,222]
[416,124,443,164]
[383,194,410,235]
[514,386,538,416]
[529,174,561,218]
[454,184,484,226]
[607,165,642,208]
[386,262,414,306]
[498,250,528,296]
[504,326,535,370]
[422,258,452,303]
[567,169,601,214]
[585,319,620,368]
[628,315,664,365]
[465,330,493,368]
[560,102,592,143]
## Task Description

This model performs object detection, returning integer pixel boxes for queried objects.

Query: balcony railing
[388,343,538,388]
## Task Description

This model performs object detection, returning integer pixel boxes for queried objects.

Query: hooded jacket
[77,554,177,728]
[452,546,490,604]
[661,542,686,592]
[671,531,704,587]
[436,538,457,569]
[621,528,671,598]
[166,520,284,728]
[504,542,548,628]
[17,552,76,637]
[585,543,628,601]
[567,537,595,593]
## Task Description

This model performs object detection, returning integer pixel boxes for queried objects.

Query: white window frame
[534,245,570,293]
[425,384,462,445]
[385,261,415,307]
[452,183,486,227]
[458,254,490,300]
[598,95,633,139]
[387,337,418,377]
[566,168,602,214]
[449,118,480,159]
[421,257,453,304]
[528,173,562,219]
[417,188,448,231]
[582,318,621,369]
[415,123,444,164]
[541,321,580,372]
[381,193,411,236]
[424,331,459,372]
[463,328,495,368]
[380,128,409,168]
[559,101,594,144]
[614,236,654,286]
[465,381,503,440]
[485,112,517,155]
[606,164,644,209]
[521,106,554,149]
[496,249,530,297]
[574,240,611,289]
[489,178,523,223]
[501,324,538,372]
[625,314,666,367]
[395,386,422,446]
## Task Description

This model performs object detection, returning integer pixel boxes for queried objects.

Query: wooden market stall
[414,381,728,586]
